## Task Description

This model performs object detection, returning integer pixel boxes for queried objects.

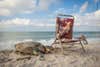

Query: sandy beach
[0,41,100,67]
[0,0,100,66]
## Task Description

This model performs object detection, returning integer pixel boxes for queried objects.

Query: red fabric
[66,18,73,22]
[56,17,74,39]
[60,18,73,27]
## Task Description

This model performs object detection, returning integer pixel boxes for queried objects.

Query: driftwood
[16,56,31,61]
[15,41,54,55]
[15,41,43,54]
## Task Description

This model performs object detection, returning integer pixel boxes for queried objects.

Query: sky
[0,0,100,32]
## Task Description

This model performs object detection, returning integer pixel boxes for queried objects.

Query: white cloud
[74,10,100,26]
[80,1,88,13]
[0,18,55,27]
[53,8,100,27]
[0,0,60,16]
[37,0,58,10]
[0,8,10,16]
[94,9,100,16]
[53,5,77,16]
[0,0,36,16]
[1,10,100,31]
[54,8,67,14]
[73,10,100,31]
[0,18,55,31]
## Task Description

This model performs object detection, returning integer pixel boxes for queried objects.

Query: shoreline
[0,38,100,51]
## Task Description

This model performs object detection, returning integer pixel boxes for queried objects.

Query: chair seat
[62,39,79,43]
[54,39,80,44]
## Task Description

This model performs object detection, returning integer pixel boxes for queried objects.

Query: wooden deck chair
[52,14,88,53]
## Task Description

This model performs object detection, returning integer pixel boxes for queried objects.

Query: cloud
[80,1,88,13]
[94,0,99,3]
[0,8,100,31]
[0,0,60,16]
[1,18,31,25]
[2,9,97,27]
[37,0,58,10]
[54,8,67,14]
[0,18,55,27]
[0,8,10,16]
[0,18,55,31]
[74,9,100,26]
[0,0,37,16]
[53,8,74,16]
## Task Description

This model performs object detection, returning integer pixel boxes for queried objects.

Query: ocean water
[0,31,100,50]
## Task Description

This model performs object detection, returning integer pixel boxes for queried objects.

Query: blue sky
[0,0,100,31]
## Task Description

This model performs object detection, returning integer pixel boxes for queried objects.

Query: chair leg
[51,39,64,54]
[81,35,88,45]
[59,40,64,54]
[58,38,64,54]
[79,40,86,52]
[83,39,88,45]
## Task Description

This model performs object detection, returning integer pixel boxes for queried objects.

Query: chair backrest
[56,15,74,39]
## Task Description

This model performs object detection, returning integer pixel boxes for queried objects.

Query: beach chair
[52,14,88,53]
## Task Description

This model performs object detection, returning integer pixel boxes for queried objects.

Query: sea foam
[0,38,55,50]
